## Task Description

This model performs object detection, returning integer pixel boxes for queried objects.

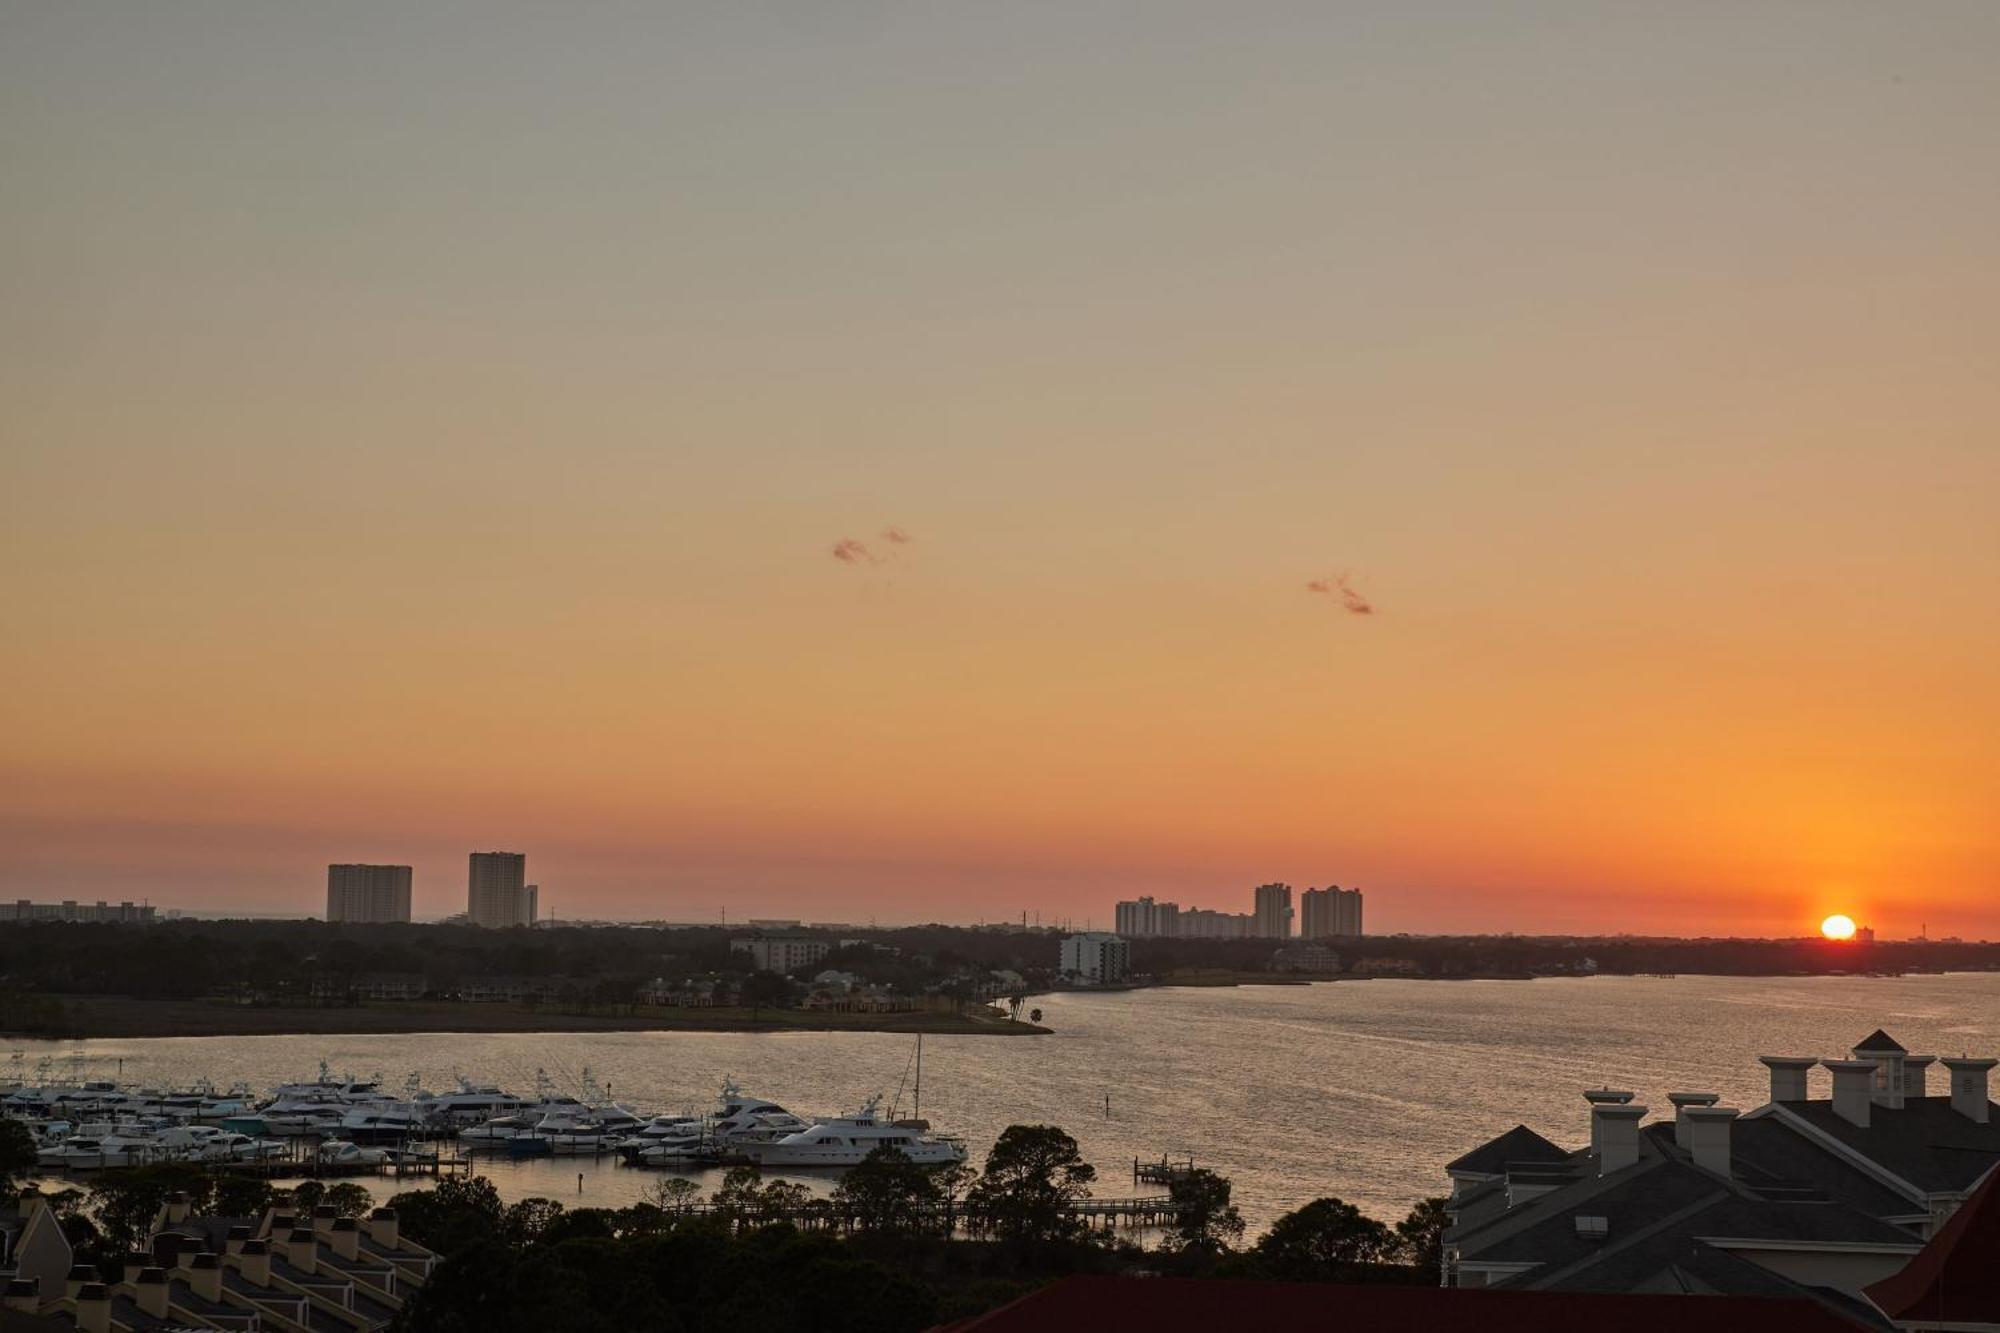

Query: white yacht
[36,1131,162,1170]
[318,1139,391,1167]
[426,1078,527,1127]
[707,1081,812,1145]
[734,1097,966,1168]
[458,1112,541,1146]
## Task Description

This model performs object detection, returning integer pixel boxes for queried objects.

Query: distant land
[2,919,1995,1041]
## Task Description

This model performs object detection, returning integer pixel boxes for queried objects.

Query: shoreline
[1,994,1051,1041]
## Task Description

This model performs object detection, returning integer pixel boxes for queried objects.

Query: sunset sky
[4,3,1996,935]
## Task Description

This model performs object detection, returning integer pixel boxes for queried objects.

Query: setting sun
[1821,914,1858,941]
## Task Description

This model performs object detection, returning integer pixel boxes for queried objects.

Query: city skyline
[4,5,1997,937]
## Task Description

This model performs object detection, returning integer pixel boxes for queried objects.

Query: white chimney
[1825,1060,1877,1128]
[1903,1055,1936,1099]
[1594,1104,1647,1175]
[3,1279,40,1313]
[131,1268,170,1320]
[1684,1105,1739,1177]
[1941,1057,1997,1124]
[1583,1089,1635,1155]
[363,1209,400,1250]
[1668,1092,1720,1147]
[1759,1056,1817,1103]
[186,1254,223,1305]
[73,1283,111,1333]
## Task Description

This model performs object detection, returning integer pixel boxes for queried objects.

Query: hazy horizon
[5,3,1997,937]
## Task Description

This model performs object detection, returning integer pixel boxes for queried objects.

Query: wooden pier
[1134,1152,1198,1186]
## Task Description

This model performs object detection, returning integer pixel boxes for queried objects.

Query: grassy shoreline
[3,994,1050,1041]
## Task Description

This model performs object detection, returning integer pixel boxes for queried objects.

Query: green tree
[646,1176,702,1219]
[1393,1196,1450,1279]
[0,1118,36,1194]
[1252,1196,1393,1281]
[709,1165,765,1230]
[965,1124,1095,1246]
[86,1165,216,1274]
[389,1175,504,1254]
[831,1145,942,1234]
[502,1197,565,1245]
[322,1181,375,1219]
[215,1176,275,1217]
[1162,1168,1244,1260]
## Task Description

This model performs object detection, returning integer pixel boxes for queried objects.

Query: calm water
[16,974,2000,1230]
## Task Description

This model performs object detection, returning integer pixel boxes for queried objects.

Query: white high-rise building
[326,864,412,923]
[1114,896,1181,938]
[1059,932,1130,984]
[1252,883,1294,939]
[1300,885,1364,938]
[467,851,535,928]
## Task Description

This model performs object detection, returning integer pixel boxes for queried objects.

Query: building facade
[1114,896,1181,938]
[1440,1026,2000,1320]
[0,900,157,924]
[1059,932,1130,984]
[466,851,535,928]
[1252,883,1293,939]
[732,936,831,973]
[1300,885,1364,938]
[325,864,413,924]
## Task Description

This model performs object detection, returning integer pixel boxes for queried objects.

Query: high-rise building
[1180,908,1252,938]
[1114,896,1181,938]
[467,851,535,928]
[1300,885,1364,938]
[1059,932,1130,984]
[1252,882,1293,939]
[325,864,412,923]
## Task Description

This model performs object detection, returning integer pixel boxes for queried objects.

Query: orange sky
[3,5,1996,934]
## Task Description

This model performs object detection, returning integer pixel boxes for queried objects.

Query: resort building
[1440,1027,2000,1327]
[1299,885,1364,938]
[1252,883,1293,939]
[0,900,156,924]
[0,1192,436,1331]
[325,864,412,924]
[732,935,831,973]
[1114,896,1182,938]
[466,851,535,928]
[1058,932,1130,984]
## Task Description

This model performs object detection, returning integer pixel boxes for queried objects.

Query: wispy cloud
[830,526,914,566]
[1307,574,1375,615]
[831,538,875,565]
[879,526,912,545]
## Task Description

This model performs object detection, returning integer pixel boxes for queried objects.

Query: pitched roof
[1853,1030,1904,1054]
[1864,1165,2000,1325]
[930,1275,1873,1332]
[1780,1097,2000,1194]
[1447,1125,1572,1176]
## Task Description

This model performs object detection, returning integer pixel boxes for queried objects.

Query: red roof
[1865,1164,2000,1324]
[933,1276,1867,1332]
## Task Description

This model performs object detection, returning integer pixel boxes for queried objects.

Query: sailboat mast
[914,1033,922,1121]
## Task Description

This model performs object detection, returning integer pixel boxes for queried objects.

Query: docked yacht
[707,1081,812,1145]
[426,1078,528,1127]
[36,1131,162,1170]
[318,1139,392,1167]
[734,1097,966,1168]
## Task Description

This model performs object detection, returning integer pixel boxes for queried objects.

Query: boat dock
[1134,1152,1199,1186]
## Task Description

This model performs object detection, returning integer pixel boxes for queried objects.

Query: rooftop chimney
[233,1239,271,1287]
[131,1266,169,1319]
[1594,1103,1648,1175]
[1583,1089,1636,1155]
[2,1278,39,1313]
[187,1253,223,1305]
[163,1192,192,1226]
[311,1205,338,1239]
[363,1208,400,1250]
[1759,1056,1817,1103]
[329,1216,361,1261]
[73,1282,111,1333]
[1942,1057,1997,1124]
[1903,1055,1936,1099]
[1668,1091,1721,1147]
[1825,1059,1877,1128]
[225,1225,251,1257]
[284,1228,319,1276]
[1684,1105,1739,1177]
[64,1266,98,1302]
